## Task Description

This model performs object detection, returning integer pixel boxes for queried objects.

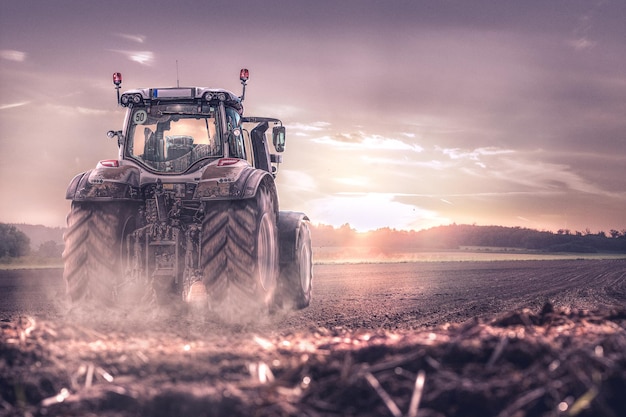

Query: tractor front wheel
[277,220,312,309]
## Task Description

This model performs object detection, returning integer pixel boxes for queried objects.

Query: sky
[1,0,625,233]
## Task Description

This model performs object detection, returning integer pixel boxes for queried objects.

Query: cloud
[0,49,26,62]
[0,102,30,111]
[569,10,597,51]
[308,193,449,231]
[76,107,109,116]
[569,37,596,50]
[362,146,514,172]
[429,146,516,172]
[439,146,515,161]
[334,176,370,187]
[313,132,423,152]
[115,33,146,44]
[46,103,111,117]
[277,169,317,192]
[494,158,614,196]
[252,104,308,119]
[109,50,154,65]
[287,121,331,133]
[428,146,618,199]
[362,155,450,170]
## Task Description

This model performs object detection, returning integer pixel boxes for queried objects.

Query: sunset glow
[1,1,625,233]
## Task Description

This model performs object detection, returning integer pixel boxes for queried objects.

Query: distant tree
[609,229,621,239]
[36,240,64,258]
[0,223,31,258]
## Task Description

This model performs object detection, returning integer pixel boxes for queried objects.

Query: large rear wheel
[62,202,136,307]
[200,183,279,317]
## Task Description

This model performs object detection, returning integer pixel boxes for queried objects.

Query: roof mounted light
[119,93,142,107]
[113,72,122,86]
[113,72,122,105]
[203,91,227,102]
[239,68,249,102]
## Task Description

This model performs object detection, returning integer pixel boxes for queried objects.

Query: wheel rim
[299,242,312,293]
[257,213,276,291]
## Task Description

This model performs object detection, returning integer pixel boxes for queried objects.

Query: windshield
[126,106,221,173]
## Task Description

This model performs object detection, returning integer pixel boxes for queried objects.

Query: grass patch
[312,247,626,264]
[0,256,63,270]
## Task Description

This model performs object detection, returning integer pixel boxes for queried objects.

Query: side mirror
[272,126,286,153]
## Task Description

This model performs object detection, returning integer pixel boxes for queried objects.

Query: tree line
[2,222,625,262]
[310,223,626,253]
[0,224,31,258]
[0,223,64,261]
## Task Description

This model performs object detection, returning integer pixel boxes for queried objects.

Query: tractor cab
[110,70,286,176]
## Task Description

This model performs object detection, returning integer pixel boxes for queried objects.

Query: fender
[65,171,89,200]
[278,211,310,264]
[194,159,276,204]
[65,165,141,201]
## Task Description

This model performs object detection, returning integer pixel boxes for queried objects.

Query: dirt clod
[1,304,625,416]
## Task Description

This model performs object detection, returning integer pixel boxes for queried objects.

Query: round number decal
[133,110,148,125]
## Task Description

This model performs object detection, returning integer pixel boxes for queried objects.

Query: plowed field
[1,259,625,416]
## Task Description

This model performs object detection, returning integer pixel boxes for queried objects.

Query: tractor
[63,69,312,315]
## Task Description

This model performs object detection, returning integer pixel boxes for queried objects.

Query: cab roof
[119,87,242,111]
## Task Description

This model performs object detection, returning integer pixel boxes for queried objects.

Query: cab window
[126,106,222,173]
[225,107,246,160]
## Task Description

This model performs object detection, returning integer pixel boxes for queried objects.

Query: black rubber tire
[278,221,313,309]
[200,183,279,313]
[62,201,135,306]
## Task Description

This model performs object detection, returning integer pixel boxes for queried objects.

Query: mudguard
[193,159,276,202]
[278,211,310,264]
[65,165,140,201]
